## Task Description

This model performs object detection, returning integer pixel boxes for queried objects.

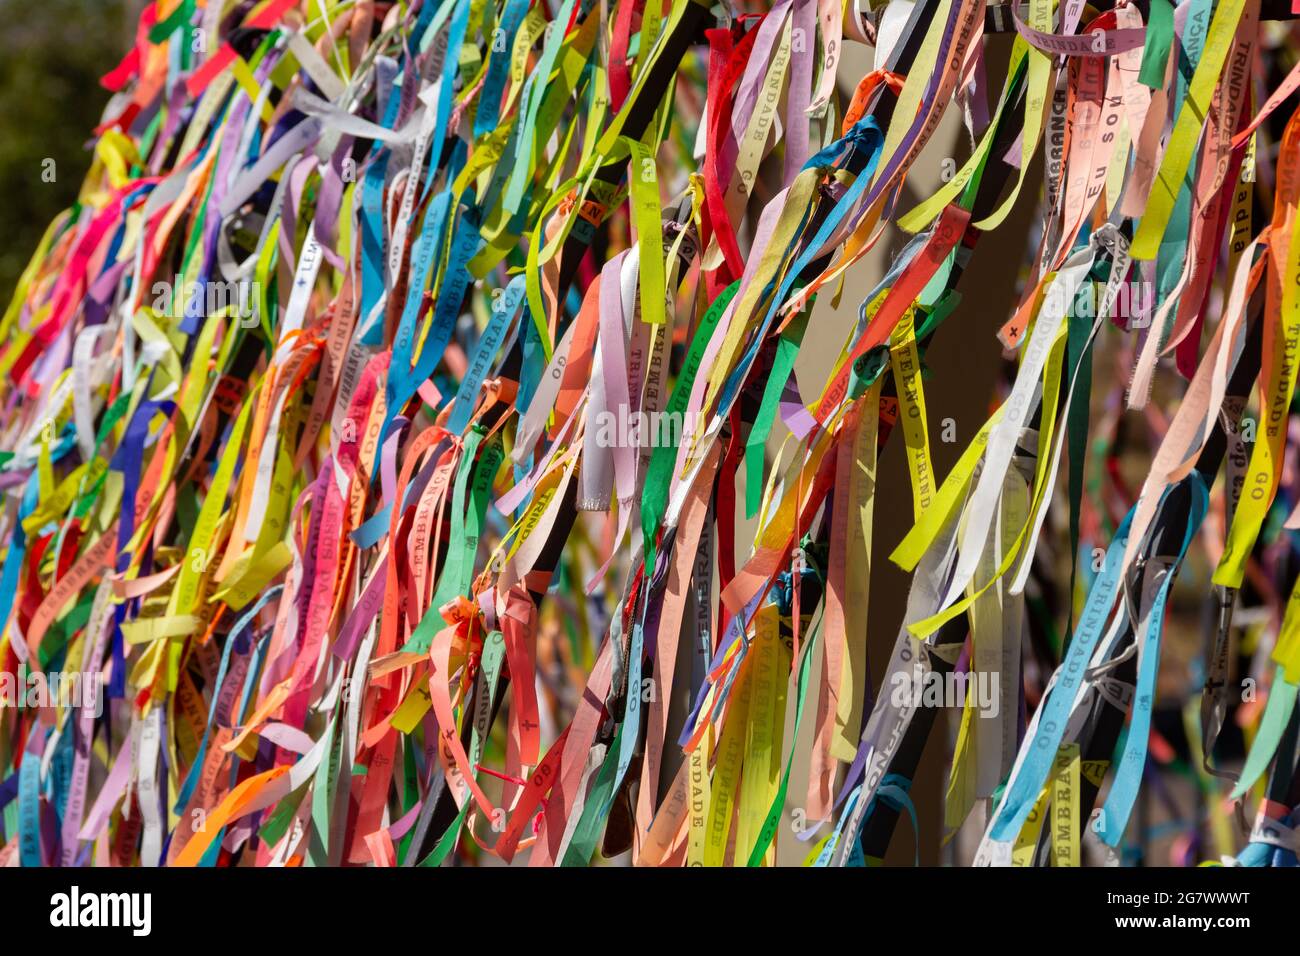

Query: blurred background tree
[0,0,137,304]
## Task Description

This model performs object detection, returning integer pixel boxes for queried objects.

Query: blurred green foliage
[0,0,131,304]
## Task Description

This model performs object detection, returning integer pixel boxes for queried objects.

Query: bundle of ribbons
[2,0,1300,868]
